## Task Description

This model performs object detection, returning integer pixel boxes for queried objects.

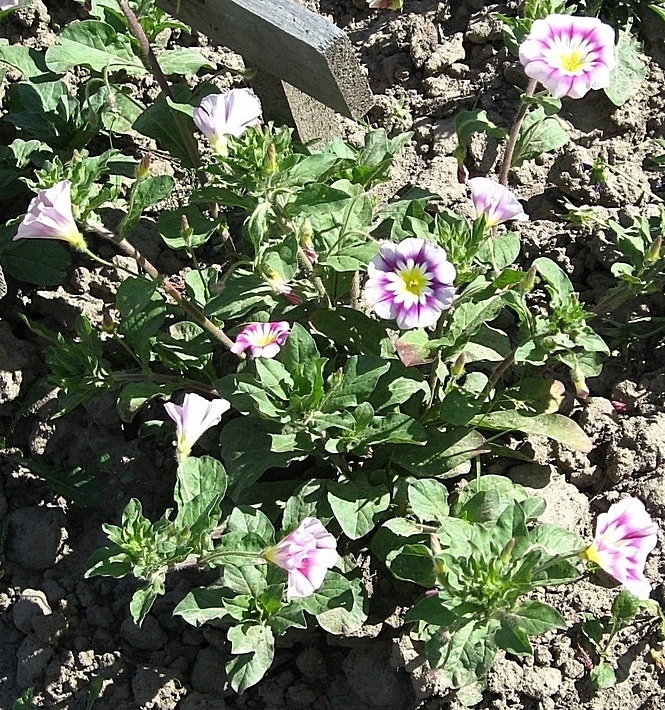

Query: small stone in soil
[7,506,66,570]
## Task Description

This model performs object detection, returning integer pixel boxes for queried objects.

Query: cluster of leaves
[373,475,584,702]
[87,453,367,692]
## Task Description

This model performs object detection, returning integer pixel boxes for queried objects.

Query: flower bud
[456,161,468,185]
[572,368,590,399]
[181,215,193,244]
[299,219,317,264]
[451,352,467,377]
[645,236,662,264]
[521,264,537,293]
[264,141,277,174]
[102,307,116,334]
[136,152,151,179]
[499,537,515,564]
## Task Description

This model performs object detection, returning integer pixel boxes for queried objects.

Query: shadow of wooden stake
[156,0,374,141]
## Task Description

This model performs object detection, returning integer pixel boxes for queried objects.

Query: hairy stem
[498,78,537,186]
[118,0,201,171]
[297,246,332,307]
[87,221,238,353]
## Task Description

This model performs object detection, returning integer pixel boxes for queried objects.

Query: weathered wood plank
[156,0,373,119]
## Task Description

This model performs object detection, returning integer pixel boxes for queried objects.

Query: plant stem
[297,246,332,307]
[483,350,516,398]
[114,371,219,396]
[498,78,537,186]
[350,271,361,310]
[86,221,239,353]
[118,0,201,171]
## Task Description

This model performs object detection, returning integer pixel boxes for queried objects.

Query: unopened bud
[645,235,662,264]
[299,219,317,264]
[264,141,277,174]
[180,214,193,244]
[430,533,442,556]
[572,367,589,399]
[457,161,468,185]
[136,152,151,179]
[499,537,515,564]
[451,352,467,377]
[102,308,116,333]
[522,264,537,293]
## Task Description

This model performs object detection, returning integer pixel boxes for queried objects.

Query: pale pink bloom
[519,14,616,99]
[193,89,262,154]
[611,400,628,413]
[468,178,529,228]
[367,0,403,9]
[230,321,291,359]
[14,181,86,250]
[164,392,231,460]
[0,0,22,10]
[264,518,338,599]
[364,238,456,330]
[585,498,658,600]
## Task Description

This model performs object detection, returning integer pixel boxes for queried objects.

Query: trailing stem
[498,78,537,186]
[86,220,238,353]
[118,1,202,171]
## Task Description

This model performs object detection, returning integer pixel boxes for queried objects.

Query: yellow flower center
[558,47,586,73]
[399,265,428,296]
[583,544,602,566]
[253,328,278,347]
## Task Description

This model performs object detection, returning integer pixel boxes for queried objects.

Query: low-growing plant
[1,0,662,703]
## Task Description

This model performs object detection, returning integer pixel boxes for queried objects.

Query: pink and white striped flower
[14,181,86,250]
[263,517,338,599]
[164,392,231,461]
[585,498,658,600]
[193,89,262,154]
[364,238,456,330]
[230,321,291,359]
[469,177,529,227]
[519,14,616,99]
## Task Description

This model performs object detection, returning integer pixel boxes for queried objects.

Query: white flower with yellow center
[519,14,616,99]
[364,238,456,330]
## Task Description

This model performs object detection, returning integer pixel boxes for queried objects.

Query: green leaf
[393,428,488,478]
[0,236,71,286]
[20,457,102,508]
[590,662,616,690]
[327,477,391,540]
[512,106,568,168]
[283,479,334,531]
[495,621,533,656]
[506,601,566,636]
[222,563,267,598]
[45,21,146,75]
[130,576,165,626]
[0,42,53,80]
[582,615,605,647]
[611,590,640,623]
[605,30,646,107]
[119,175,175,237]
[116,276,167,365]
[158,206,222,250]
[386,544,436,587]
[226,624,275,693]
[84,545,132,579]
[300,570,353,616]
[321,356,390,412]
[175,455,227,531]
[471,410,592,453]
[311,307,388,357]
[173,587,231,626]
[157,48,215,75]
[116,381,174,423]
[227,506,275,546]
[408,479,450,524]
[310,572,368,635]
[453,109,508,163]
[219,417,306,500]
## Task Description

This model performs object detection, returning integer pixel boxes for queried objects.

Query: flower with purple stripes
[193,88,262,154]
[164,392,231,461]
[585,498,658,600]
[14,181,87,251]
[519,14,616,99]
[231,321,291,359]
[469,177,529,227]
[364,238,456,330]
